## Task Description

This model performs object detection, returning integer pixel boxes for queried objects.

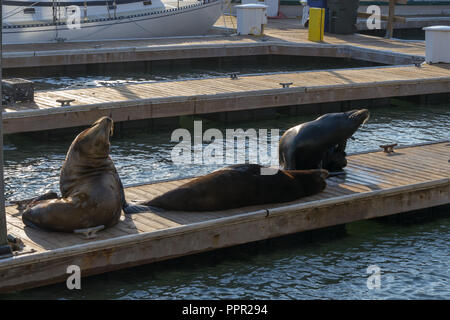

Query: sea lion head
[72,116,114,159]
[321,109,369,145]
[345,109,370,131]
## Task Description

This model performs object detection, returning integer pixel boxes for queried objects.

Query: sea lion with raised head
[279,109,369,171]
[22,117,126,232]
[124,164,328,213]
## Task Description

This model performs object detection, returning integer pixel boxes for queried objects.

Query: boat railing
[3,0,219,28]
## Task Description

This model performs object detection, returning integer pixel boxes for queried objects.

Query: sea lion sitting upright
[279,109,369,171]
[22,117,126,232]
[124,164,328,213]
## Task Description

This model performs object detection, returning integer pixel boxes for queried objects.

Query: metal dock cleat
[279,82,293,88]
[380,143,398,153]
[74,225,105,239]
[56,99,75,107]
[412,57,425,68]
[230,73,239,80]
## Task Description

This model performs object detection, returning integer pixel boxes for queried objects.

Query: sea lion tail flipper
[13,191,59,211]
[33,191,59,202]
[327,171,346,177]
[123,203,165,214]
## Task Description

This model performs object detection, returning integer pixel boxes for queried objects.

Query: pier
[3,17,446,135]
[0,141,448,293]
[3,17,426,69]
[3,63,449,134]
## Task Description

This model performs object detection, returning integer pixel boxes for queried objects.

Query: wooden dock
[2,16,437,135]
[0,141,448,293]
[3,17,426,69]
[3,63,450,134]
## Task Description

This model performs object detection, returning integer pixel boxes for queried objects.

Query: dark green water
[2,103,449,299]
[11,55,380,91]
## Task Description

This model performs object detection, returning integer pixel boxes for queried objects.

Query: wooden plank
[3,63,449,134]
[349,157,445,181]
[357,151,448,176]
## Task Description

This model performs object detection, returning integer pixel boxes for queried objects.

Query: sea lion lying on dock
[279,109,369,171]
[21,117,126,232]
[124,164,328,213]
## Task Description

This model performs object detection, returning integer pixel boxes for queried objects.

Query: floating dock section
[3,63,449,134]
[3,17,440,134]
[0,141,449,293]
[2,17,426,69]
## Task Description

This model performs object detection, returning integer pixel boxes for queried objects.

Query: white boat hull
[3,0,224,44]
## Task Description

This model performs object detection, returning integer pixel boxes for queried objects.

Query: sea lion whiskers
[348,109,370,127]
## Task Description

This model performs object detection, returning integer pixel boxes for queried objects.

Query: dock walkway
[3,17,426,69]
[4,63,450,134]
[2,17,438,134]
[0,142,449,292]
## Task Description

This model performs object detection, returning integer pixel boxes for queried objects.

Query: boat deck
[3,63,450,134]
[1,142,449,292]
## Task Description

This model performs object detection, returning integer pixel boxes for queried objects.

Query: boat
[2,0,224,44]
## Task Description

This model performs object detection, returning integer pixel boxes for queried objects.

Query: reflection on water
[4,217,450,300]
[2,102,449,299]
[18,56,380,90]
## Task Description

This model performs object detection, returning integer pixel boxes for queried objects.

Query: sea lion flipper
[123,203,165,214]
[327,171,347,177]
[116,172,127,210]
[13,191,59,211]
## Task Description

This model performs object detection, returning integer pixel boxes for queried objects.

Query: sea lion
[279,109,369,171]
[22,117,126,232]
[124,164,328,212]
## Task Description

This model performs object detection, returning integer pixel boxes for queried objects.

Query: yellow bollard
[308,7,325,42]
